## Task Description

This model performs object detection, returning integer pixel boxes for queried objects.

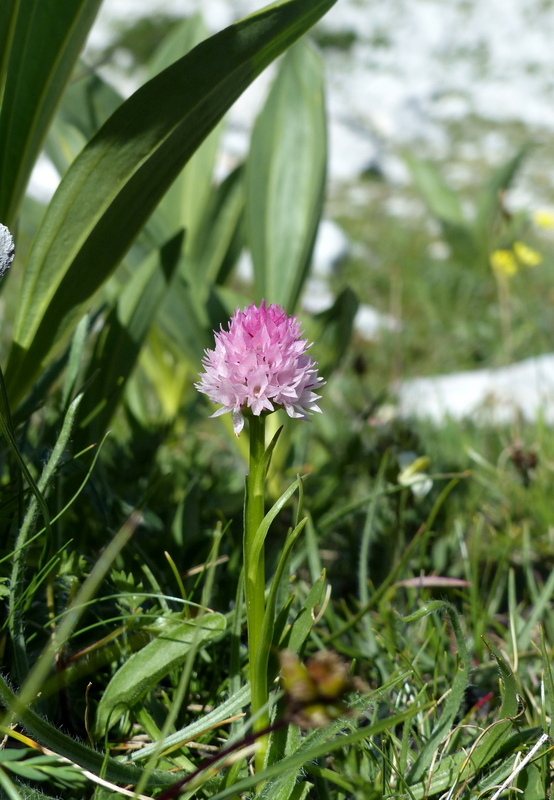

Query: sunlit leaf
[246,40,327,311]
[0,0,103,227]
[93,613,226,739]
[6,0,337,406]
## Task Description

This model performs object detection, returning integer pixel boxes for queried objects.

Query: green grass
[2,5,554,798]
[2,353,554,799]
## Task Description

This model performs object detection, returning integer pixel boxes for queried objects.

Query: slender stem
[496,272,512,366]
[244,413,269,770]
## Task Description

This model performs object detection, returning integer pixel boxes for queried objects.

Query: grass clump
[2,2,554,798]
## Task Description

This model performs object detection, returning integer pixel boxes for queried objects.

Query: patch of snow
[28,155,59,203]
[301,279,401,340]
[235,249,253,283]
[313,219,349,277]
[81,0,554,187]
[428,240,451,260]
[355,304,401,339]
[397,354,554,424]
[301,277,335,315]
[328,118,381,182]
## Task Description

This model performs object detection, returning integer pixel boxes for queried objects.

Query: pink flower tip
[195,301,325,436]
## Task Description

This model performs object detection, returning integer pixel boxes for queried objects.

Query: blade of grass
[7,392,83,684]
[402,602,469,783]
[358,451,389,655]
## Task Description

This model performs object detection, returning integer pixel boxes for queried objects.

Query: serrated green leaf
[61,313,89,408]
[247,40,327,311]
[5,0,338,406]
[4,762,48,782]
[93,613,226,739]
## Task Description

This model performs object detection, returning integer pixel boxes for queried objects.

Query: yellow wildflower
[513,240,542,267]
[533,209,554,229]
[490,249,518,276]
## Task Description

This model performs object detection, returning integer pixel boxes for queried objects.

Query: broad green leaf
[157,277,219,366]
[57,70,123,141]
[75,230,183,441]
[0,0,103,227]
[517,763,546,800]
[147,13,207,80]
[188,165,246,289]
[150,15,222,254]
[5,0,337,407]
[0,1,18,96]
[43,117,87,177]
[246,40,327,311]
[93,613,226,739]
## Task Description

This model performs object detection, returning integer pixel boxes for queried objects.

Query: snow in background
[31,0,554,421]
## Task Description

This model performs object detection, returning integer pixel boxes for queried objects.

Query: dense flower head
[195,300,325,436]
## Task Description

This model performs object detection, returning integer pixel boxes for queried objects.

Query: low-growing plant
[1,1,554,799]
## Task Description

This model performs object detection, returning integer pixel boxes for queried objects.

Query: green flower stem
[244,413,269,770]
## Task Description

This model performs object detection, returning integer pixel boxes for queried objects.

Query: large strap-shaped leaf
[0,1,17,93]
[246,39,327,311]
[0,0,103,227]
[150,15,223,255]
[5,0,337,406]
[75,230,184,444]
